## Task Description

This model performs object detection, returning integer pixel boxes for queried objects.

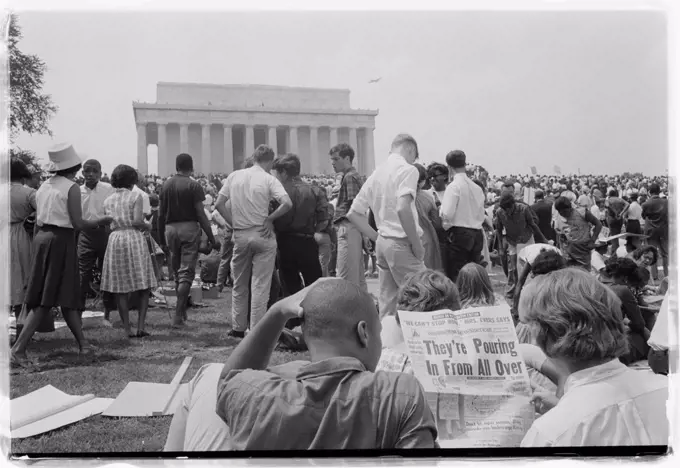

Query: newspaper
[397,305,535,448]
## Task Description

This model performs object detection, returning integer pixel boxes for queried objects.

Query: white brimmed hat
[45,143,82,172]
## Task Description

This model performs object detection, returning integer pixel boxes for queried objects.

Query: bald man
[79,159,116,317]
[216,278,438,450]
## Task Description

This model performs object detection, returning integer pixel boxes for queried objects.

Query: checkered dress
[101,189,158,294]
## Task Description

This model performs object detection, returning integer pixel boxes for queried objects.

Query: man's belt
[278,232,315,239]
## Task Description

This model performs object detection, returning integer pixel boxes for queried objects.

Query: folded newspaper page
[397,306,535,448]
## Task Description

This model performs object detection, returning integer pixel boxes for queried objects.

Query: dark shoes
[227,330,245,339]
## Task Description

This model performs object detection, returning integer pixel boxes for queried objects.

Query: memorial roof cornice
[132,102,379,117]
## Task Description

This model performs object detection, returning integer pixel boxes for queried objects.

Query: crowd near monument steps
[7,135,672,453]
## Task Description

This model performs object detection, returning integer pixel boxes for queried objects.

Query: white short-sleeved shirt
[349,153,422,239]
[81,181,115,221]
[521,360,668,447]
[439,173,486,231]
[218,165,288,230]
[36,175,76,228]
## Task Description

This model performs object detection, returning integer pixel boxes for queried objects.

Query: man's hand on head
[270,278,336,322]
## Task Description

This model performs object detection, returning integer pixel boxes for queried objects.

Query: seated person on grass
[215,277,438,450]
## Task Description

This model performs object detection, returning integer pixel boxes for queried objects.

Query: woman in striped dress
[101,164,158,338]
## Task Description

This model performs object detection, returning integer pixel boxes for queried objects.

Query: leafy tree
[7,14,57,172]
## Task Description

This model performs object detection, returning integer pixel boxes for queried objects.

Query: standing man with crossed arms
[348,134,425,319]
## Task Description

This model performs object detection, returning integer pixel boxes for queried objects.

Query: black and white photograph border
[0,0,678,466]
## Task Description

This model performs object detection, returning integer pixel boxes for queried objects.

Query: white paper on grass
[397,305,535,448]
[10,385,113,438]
[102,382,190,417]
[12,397,114,439]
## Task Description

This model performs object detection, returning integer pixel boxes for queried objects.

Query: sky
[12,8,669,177]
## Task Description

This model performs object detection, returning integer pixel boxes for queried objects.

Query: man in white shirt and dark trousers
[216,145,292,338]
[348,134,425,319]
[79,159,116,319]
[439,150,486,282]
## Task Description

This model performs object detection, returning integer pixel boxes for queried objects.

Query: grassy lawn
[10,284,309,454]
[10,269,510,455]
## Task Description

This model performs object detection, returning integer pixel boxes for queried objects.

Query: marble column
[349,126,358,163]
[365,127,375,175]
[329,127,339,175]
[309,126,319,174]
[223,125,234,174]
[180,124,189,154]
[201,124,211,175]
[245,125,255,159]
[157,123,167,177]
[137,123,148,174]
[268,126,278,155]
[330,127,338,148]
[289,126,299,154]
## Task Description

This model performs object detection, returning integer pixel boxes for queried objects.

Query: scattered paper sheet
[11,385,113,438]
[102,382,190,417]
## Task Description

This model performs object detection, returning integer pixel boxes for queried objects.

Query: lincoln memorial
[132,82,379,177]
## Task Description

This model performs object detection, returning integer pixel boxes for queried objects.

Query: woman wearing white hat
[11,143,113,367]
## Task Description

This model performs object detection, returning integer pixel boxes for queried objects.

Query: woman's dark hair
[10,158,32,181]
[531,250,567,276]
[604,257,647,289]
[55,164,82,178]
[111,164,139,189]
[631,245,659,266]
[553,196,572,212]
[427,162,448,179]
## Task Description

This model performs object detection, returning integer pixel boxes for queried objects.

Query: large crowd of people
[8,135,673,450]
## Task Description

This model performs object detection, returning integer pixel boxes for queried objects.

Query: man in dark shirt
[496,193,548,303]
[271,154,331,297]
[158,153,219,327]
[531,190,556,244]
[642,183,669,279]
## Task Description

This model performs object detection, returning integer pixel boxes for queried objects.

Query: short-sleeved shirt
[216,357,438,450]
[80,181,115,221]
[159,174,205,224]
[36,175,76,228]
[350,153,423,239]
[218,165,288,230]
[274,177,331,235]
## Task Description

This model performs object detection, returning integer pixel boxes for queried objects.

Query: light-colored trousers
[230,227,277,332]
[316,232,332,277]
[376,235,426,319]
[336,220,367,291]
